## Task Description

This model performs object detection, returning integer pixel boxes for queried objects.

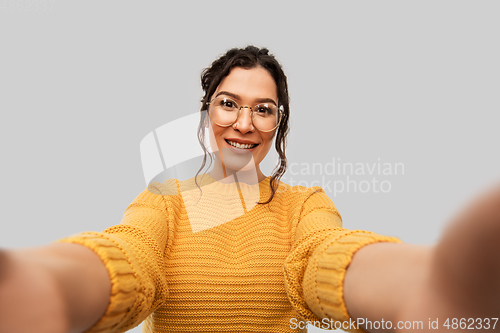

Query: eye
[219,98,238,111]
[255,104,273,116]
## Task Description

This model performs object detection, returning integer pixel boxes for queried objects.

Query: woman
[0,46,499,333]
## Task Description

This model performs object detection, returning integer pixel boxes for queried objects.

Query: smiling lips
[225,139,259,149]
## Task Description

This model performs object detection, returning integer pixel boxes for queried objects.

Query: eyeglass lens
[209,97,279,131]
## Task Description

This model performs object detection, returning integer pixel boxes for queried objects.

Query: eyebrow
[215,91,277,105]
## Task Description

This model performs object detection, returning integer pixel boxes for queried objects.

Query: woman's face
[208,66,278,180]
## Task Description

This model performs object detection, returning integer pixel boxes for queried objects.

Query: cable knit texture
[58,175,400,332]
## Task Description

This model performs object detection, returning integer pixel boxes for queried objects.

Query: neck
[208,156,266,184]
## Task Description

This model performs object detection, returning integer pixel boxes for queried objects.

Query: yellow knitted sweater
[58,175,400,333]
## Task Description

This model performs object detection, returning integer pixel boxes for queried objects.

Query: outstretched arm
[344,185,500,332]
[0,243,110,333]
[0,186,172,333]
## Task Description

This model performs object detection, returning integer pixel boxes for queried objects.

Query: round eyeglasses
[206,97,282,132]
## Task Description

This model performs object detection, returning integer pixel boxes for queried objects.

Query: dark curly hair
[196,45,290,204]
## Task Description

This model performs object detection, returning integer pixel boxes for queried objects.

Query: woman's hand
[344,184,500,332]
[0,243,110,333]
[420,185,500,324]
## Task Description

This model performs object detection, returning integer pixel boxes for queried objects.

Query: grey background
[1,1,499,332]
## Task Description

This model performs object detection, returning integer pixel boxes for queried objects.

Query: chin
[219,147,257,172]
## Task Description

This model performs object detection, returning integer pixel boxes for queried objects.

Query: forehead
[215,67,278,102]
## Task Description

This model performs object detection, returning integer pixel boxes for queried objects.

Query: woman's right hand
[0,243,110,333]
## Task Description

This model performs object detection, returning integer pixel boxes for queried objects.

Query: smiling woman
[1,46,500,333]
[197,47,290,204]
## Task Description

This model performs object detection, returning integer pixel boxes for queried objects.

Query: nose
[233,107,255,133]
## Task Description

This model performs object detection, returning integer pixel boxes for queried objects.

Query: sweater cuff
[303,230,401,333]
[56,232,138,333]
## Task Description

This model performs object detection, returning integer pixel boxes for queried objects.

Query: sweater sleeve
[283,188,401,332]
[56,186,171,333]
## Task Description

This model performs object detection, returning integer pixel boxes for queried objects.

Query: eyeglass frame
[206,96,283,133]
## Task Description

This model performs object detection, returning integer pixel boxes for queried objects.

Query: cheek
[256,134,275,157]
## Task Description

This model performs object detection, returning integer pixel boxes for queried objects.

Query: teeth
[227,140,257,149]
